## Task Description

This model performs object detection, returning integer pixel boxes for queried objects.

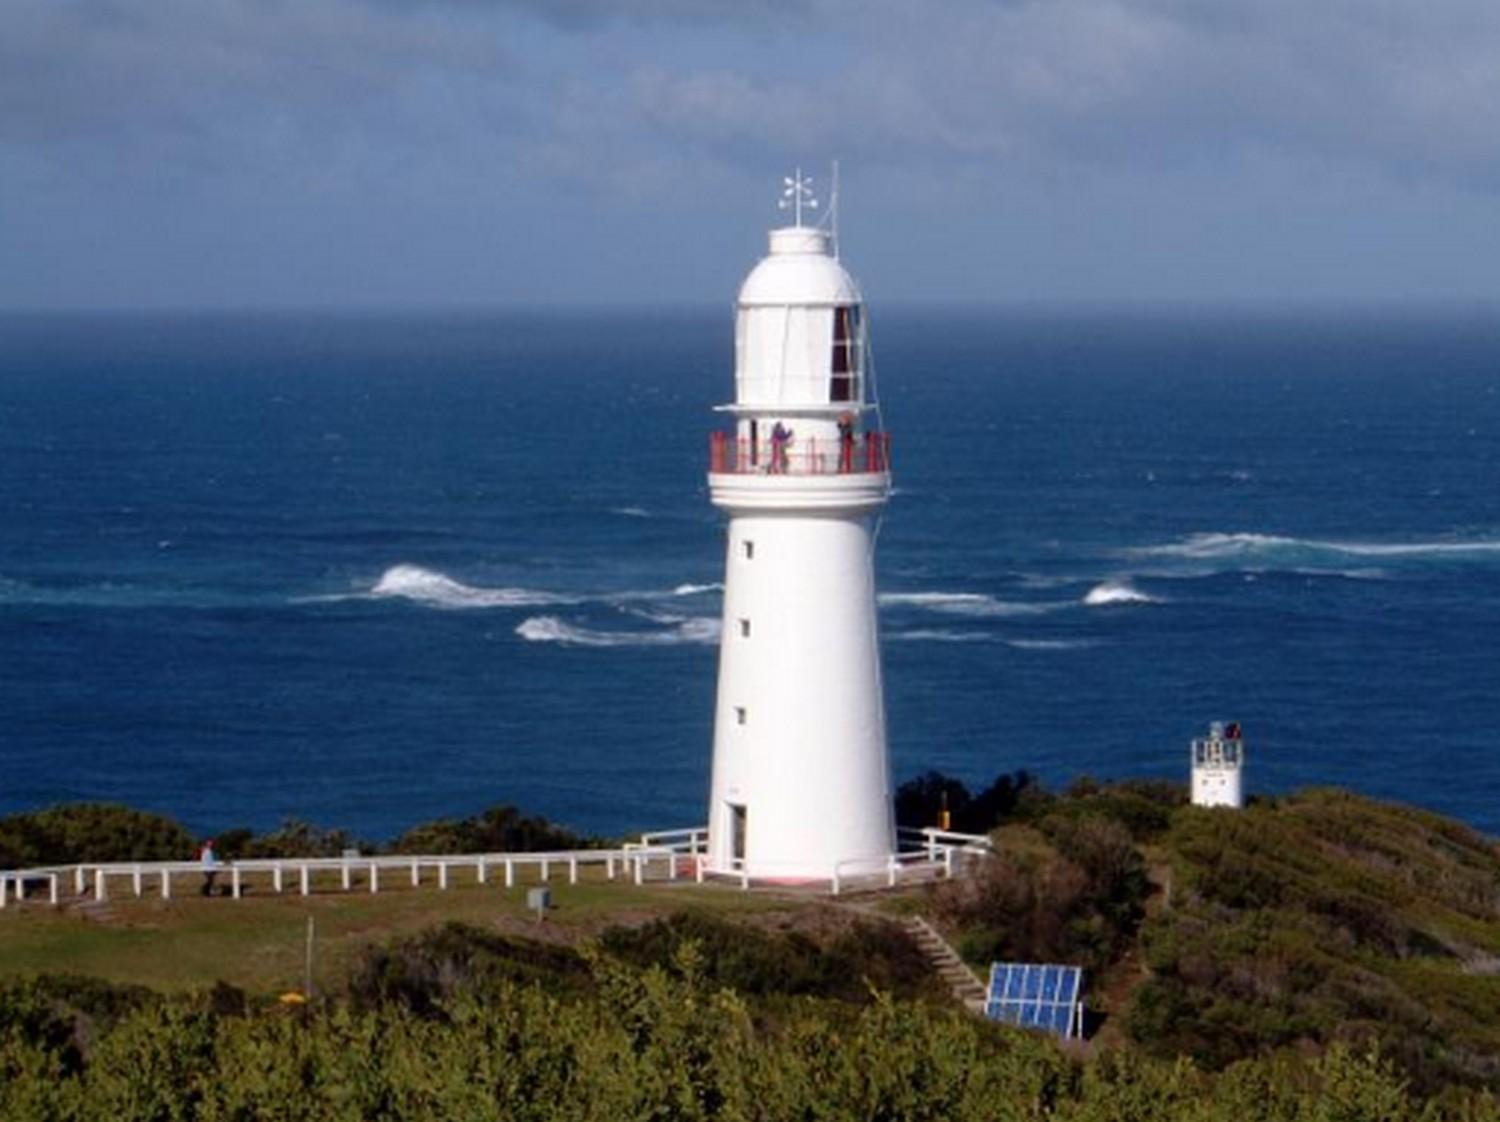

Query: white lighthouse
[702,173,896,881]
[1190,721,1246,809]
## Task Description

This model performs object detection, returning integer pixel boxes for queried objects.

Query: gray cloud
[4,0,1500,305]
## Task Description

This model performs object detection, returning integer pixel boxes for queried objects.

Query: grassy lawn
[0,867,789,995]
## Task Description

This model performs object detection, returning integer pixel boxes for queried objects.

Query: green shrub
[0,803,196,868]
[388,804,594,855]
[599,910,937,1003]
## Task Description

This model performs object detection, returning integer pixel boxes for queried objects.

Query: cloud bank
[4,0,1499,305]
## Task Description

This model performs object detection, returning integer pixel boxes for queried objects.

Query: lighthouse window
[734,706,748,725]
[830,305,861,403]
[742,540,755,561]
[738,618,751,638]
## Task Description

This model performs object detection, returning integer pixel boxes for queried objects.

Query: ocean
[2,307,1498,842]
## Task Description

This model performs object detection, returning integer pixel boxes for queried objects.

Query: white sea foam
[1005,638,1100,651]
[878,591,1056,617]
[370,565,575,609]
[515,615,720,647]
[1132,532,1500,563]
[885,628,995,643]
[612,506,651,518]
[1083,580,1158,606]
[671,583,722,597]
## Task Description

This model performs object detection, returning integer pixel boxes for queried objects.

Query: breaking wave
[883,628,1099,649]
[1083,580,1158,606]
[669,583,722,597]
[370,565,576,610]
[515,615,721,647]
[1005,638,1101,651]
[1131,532,1500,565]
[885,628,995,643]
[878,591,1057,617]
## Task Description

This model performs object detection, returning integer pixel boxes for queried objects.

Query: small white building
[1190,721,1245,809]
[702,174,896,881]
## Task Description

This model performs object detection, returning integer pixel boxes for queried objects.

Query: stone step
[903,916,986,1015]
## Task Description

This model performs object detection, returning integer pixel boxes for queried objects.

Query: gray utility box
[526,886,551,916]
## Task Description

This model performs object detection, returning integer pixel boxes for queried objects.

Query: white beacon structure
[1190,721,1245,809]
[703,174,895,881]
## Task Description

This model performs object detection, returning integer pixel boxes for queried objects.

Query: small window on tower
[738,618,751,638]
[830,305,861,403]
[735,706,748,725]
[742,540,755,560]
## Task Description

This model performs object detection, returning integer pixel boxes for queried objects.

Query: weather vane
[779,167,818,226]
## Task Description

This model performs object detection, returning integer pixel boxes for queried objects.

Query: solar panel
[984,963,1083,1039]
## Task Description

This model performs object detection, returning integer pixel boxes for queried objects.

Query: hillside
[924,780,1500,1093]
[3,786,1500,1115]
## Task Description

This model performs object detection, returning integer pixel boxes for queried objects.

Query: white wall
[705,507,895,878]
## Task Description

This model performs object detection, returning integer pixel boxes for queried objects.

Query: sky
[5,0,1500,309]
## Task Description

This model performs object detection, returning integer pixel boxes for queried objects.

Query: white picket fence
[0,826,994,908]
[0,845,684,908]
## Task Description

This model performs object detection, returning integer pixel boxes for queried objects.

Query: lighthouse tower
[703,173,896,881]
[1190,721,1246,809]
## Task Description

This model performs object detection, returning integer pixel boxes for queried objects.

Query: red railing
[709,431,892,476]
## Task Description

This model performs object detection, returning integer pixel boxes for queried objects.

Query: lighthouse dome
[733,225,867,412]
[737,226,861,308]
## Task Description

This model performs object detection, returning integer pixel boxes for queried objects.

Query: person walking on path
[198,838,220,897]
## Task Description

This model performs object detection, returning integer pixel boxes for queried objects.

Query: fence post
[369,864,379,893]
[477,860,486,885]
[75,867,85,896]
[49,875,58,906]
[231,867,242,899]
[341,862,351,891]
[95,871,106,902]
[411,861,420,887]
[273,865,284,894]
[541,859,550,883]
[300,866,310,896]
[161,870,171,900]
[606,854,615,880]
[568,857,578,885]
[132,865,143,897]
[439,864,448,891]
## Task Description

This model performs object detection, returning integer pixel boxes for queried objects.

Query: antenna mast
[830,159,841,259]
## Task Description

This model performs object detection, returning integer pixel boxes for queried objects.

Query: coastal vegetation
[3,782,1500,1114]
[0,801,589,869]
[0,939,1491,1120]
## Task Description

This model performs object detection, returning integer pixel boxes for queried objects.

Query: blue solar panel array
[984,963,1083,1038]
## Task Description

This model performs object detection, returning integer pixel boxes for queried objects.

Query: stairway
[905,915,987,1014]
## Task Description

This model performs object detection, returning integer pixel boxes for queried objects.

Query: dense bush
[599,910,938,1003]
[388,804,593,855]
[0,801,599,869]
[0,804,197,868]
[346,921,591,1015]
[894,769,1049,834]
[932,813,1150,975]
[0,955,1491,1121]
[1125,792,1500,1091]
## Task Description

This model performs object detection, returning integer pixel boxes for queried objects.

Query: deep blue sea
[2,308,1498,842]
